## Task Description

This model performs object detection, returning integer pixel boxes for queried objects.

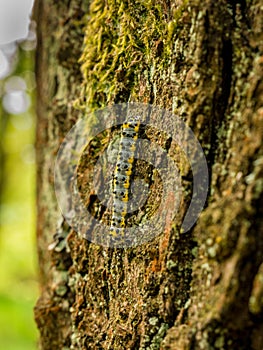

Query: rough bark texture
[34,0,263,349]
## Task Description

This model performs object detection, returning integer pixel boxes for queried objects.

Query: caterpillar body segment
[110,116,140,236]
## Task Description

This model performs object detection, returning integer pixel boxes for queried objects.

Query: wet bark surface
[34,0,263,349]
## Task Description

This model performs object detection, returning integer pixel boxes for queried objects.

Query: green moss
[77,0,189,110]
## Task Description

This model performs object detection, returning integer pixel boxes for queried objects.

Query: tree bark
[34,0,263,349]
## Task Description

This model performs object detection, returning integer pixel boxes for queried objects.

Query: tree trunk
[34,0,263,349]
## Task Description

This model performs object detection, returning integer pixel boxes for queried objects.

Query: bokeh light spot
[3,90,30,114]
[0,49,10,79]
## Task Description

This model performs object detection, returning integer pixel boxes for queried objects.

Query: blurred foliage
[0,37,38,349]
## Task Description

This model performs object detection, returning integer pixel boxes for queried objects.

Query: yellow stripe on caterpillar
[127,157,135,164]
[123,180,130,189]
[110,227,125,236]
[125,169,132,176]
[121,192,129,202]
[122,123,140,132]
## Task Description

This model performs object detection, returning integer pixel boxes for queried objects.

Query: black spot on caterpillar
[110,116,140,236]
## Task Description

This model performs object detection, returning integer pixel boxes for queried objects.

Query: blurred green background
[0,23,38,350]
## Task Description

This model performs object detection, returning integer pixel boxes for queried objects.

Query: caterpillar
[110,116,140,236]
